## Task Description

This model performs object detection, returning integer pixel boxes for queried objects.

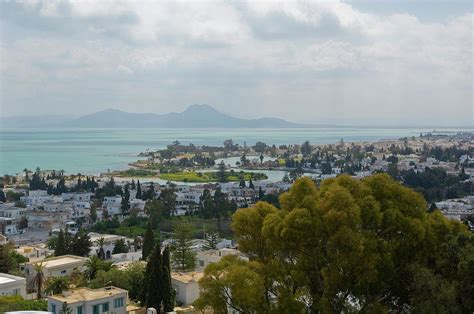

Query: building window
[77,306,83,314]
[199,260,205,267]
[102,302,109,312]
[60,270,67,275]
[92,304,99,314]
[114,297,124,308]
[51,304,56,314]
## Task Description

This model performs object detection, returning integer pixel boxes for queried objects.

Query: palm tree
[84,256,114,281]
[45,276,70,295]
[30,262,45,299]
[84,256,102,281]
[95,237,106,260]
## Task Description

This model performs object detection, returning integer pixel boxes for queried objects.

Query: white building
[48,286,128,314]
[15,244,50,261]
[0,273,26,298]
[0,205,27,220]
[89,233,130,259]
[0,217,19,235]
[23,255,88,283]
[74,192,92,202]
[171,272,203,306]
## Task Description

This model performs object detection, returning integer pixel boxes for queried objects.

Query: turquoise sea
[0,128,471,176]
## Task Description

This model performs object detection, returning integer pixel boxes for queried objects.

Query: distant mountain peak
[99,108,124,113]
[182,104,219,113]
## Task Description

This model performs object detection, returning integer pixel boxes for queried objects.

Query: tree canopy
[195,174,473,313]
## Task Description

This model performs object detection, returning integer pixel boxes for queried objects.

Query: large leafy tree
[195,174,474,313]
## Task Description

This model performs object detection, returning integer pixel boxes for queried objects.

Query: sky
[0,0,473,127]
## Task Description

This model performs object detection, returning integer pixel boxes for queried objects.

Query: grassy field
[110,168,158,177]
[159,171,267,182]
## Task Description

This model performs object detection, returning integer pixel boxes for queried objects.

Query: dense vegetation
[399,167,472,202]
[195,174,474,313]
[0,296,47,312]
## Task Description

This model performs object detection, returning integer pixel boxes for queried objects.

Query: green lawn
[160,171,267,182]
[111,169,158,177]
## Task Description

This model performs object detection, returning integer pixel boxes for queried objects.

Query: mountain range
[1,104,309,128]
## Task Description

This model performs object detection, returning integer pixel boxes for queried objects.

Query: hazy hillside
[1,105,309,128]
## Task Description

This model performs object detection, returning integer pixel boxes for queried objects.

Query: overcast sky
[0,0,472,126]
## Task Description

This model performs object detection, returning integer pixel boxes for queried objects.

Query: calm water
[0,128,470,176]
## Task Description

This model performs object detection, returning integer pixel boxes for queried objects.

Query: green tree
[145,198,163,229]
[171,221,196,272]
[121,184,131,215]
[162,265,175,312]
[144,244,163,310]
[70,231,92,257]
[142,223,155,260]
[197,174,474,312]
[95,237,106,260]
[45,276,70,295]
[194,255,267,313]
[203,231,220,250]
[301,140,312,157]
[84,256,113,281]
[112,239,128,254]
[136,180,142,199]
[217,160,227,183]
[31,262,45,299]
[0,188,6,202]
[160,189,176,218]
[0,244,12,273]
[54,229,68,256]
[0,295,47,312]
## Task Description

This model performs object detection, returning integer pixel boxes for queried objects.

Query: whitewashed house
[48,286,128,314]
[0,273,26,298]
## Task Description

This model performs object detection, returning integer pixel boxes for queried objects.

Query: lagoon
[0,127,470,176]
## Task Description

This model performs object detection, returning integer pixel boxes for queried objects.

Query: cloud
[0,0,472,126]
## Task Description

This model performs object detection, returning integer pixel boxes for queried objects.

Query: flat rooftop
[49,286,127,303]
[0,273,26,284]
[172,272,203,284]
[28,255,87,268]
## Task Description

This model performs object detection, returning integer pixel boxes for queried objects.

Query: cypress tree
[249,178,254,189]
[121,184,130,215]
[162,265,175,312]
[136,180,142,199]
[142,223,155,260]
[146,244,163,310]
[162,246,175,312]
[55,229,68,256]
